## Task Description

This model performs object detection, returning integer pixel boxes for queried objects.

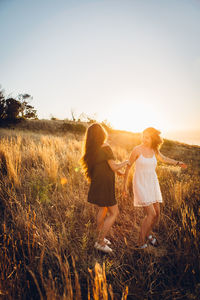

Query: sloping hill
[0,120,199,299]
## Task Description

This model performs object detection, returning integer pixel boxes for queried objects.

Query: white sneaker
[148,235,157,246]
[104,238,111,245]
[94,242,113,253]
[136,243,148,249]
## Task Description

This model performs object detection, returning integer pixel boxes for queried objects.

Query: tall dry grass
[0,127,199,299]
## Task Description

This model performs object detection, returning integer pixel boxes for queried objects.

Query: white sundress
[133,154,162,207]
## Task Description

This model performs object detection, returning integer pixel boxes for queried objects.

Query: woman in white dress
[123,127,187,249]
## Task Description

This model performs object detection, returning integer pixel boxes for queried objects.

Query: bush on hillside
[60,122,86,134]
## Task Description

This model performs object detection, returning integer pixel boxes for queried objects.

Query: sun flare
[108,100,167,133]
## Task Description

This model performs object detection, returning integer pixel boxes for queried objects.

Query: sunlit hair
[80,123,107,181]
[143,127,163,153]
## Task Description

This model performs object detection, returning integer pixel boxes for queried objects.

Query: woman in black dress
[81,123,129,253]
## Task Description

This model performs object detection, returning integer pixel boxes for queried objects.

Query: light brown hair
[143,127,163,153]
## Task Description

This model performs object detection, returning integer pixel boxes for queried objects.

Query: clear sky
[1,0,200,134]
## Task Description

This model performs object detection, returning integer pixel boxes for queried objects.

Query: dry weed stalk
[0,136,22,186]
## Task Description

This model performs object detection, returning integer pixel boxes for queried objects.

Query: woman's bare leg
[153,202,160,226]
[148,203,161,238]
[97,207,107,233]
[98,205,119,244]
[138,204,156,246]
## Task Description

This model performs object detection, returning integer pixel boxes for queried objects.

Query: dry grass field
[0,120,200,299]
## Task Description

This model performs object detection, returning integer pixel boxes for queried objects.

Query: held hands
[117,160,130,176]
[121,160,130,196]
[120,160,130,196]
[124,160,131,166]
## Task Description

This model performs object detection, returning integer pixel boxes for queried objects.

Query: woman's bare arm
[102,143,130,172]
[107,159,130,172]
[157,151,187,168]
[123,147,139,194]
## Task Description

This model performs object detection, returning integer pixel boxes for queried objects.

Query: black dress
[88,145,116,207]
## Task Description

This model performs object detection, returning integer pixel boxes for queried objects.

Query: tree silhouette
[0,89,6,120]
[17,94,37,119]
[0,86,37,123]
[6,98,21,121]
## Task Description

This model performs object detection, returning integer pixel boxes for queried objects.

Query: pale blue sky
[1,0,200,133]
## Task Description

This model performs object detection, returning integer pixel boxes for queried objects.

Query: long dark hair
[81,123,107,181]
[143,127,163,153]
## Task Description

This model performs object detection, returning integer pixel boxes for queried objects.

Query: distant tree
[0,86,37,123]
[76,112,88,122]
[77,112,98,124]
[101,119,112,133]
[17,94,37,119]
[50,114,59,121]
[5,98,21,121]
[0,88,6,120]
[102,119,112,129]
[86,113,98,124]
[70,109,76,122]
